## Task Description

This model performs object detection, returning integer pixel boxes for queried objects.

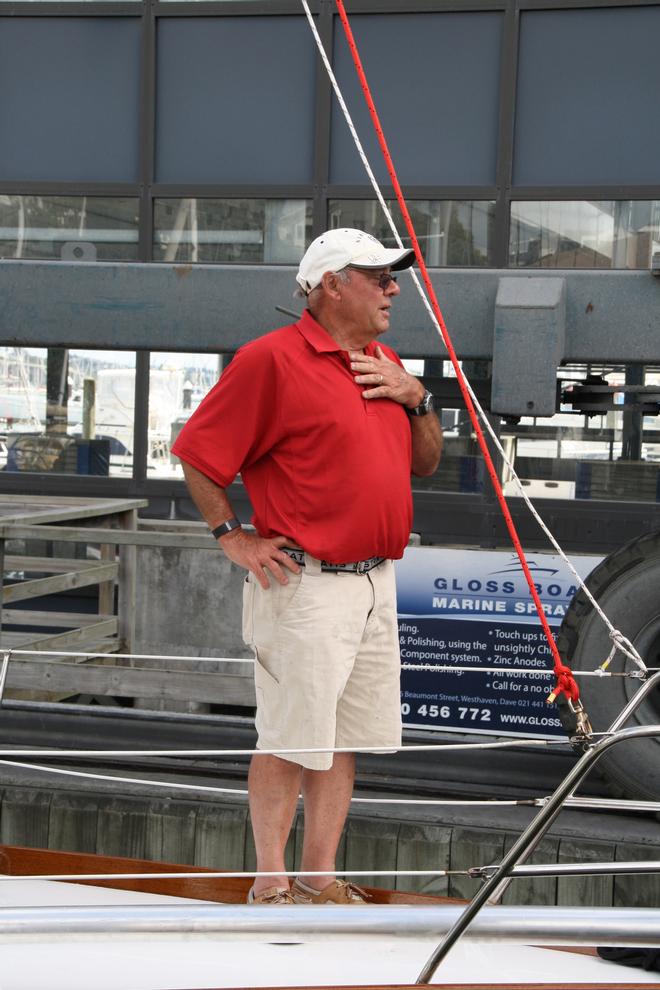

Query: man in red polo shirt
[172,228,442,905]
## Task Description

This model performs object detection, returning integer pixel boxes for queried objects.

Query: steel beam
[1,260,659,362]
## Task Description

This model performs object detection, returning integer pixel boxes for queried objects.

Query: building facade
[0,0,659,552]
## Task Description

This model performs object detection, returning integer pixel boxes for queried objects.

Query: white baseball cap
[296,228,415,294]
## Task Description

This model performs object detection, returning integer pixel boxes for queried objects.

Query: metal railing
[416,669,660,983]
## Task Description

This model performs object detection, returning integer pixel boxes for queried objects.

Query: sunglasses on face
[349,268,398,290]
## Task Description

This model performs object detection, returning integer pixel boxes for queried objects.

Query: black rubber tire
[556,529,660,801]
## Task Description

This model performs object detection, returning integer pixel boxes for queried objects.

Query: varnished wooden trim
[0,844,456,905]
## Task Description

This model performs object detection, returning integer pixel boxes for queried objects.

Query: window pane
[509,201,660,270]
[0,348,136,477]
[412,360,490,495]
[330,12,502,186]
[500,364,660,504]
[6,1,136,4]
[0,196,139,262]
[328,201,495,267]
[0,19,140,183]
[150,353,222,480]
[161,0,263,5]
[412,362,660,504]
[156,18,315,184]
[153,199,312,265]
[413,410,488,495]
[514,7,660,186]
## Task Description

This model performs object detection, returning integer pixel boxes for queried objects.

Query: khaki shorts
[242,554,402,771]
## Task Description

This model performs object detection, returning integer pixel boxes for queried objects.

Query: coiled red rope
[333,0,578,706]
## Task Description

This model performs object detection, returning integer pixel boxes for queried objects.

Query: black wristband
[211,518,241,539]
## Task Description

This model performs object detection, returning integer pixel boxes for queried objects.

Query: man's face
[339,266,401,338]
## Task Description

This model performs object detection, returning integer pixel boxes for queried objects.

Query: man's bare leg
[248,753,302,895]
[298,752,355,889]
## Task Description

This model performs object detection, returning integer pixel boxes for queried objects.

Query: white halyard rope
[299,0,646,677]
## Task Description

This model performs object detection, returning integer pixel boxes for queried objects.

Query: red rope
[333,0,578,706]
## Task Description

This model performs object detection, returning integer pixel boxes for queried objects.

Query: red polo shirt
[172,310,413,563]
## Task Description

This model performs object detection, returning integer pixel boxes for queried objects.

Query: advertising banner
[395,547,601,738]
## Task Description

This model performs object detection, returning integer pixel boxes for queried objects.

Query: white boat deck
[0,877,656,989]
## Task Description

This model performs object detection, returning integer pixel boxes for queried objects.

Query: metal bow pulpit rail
[415,668,660,982]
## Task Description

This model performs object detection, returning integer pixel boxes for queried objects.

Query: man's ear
[320,270,343,300]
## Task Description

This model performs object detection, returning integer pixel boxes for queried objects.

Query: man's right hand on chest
[218,529,301,589]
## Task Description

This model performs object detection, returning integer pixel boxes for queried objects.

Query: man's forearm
[181,462,236,530]
[180,460,300,588]
[410,413,443,477]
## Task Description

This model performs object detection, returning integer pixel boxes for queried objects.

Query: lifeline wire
[299,0,646,682]
[8,648,255,664]
[5,759,659,812]
[4,863,660,884]
[3,734,659,887]
[0,868,458,882]
[0,759,523,806]
[0,738,567,758]
[401,664,633,678]
[5,647,644,679]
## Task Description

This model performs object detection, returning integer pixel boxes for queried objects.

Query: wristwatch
[211,517,241,539]
[407,389,435,417]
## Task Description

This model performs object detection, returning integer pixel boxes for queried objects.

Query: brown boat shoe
[291,878,369,904]
[247,885,295,905]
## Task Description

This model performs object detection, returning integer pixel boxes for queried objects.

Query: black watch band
[211,518,241,539]
[407,389,434,417]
